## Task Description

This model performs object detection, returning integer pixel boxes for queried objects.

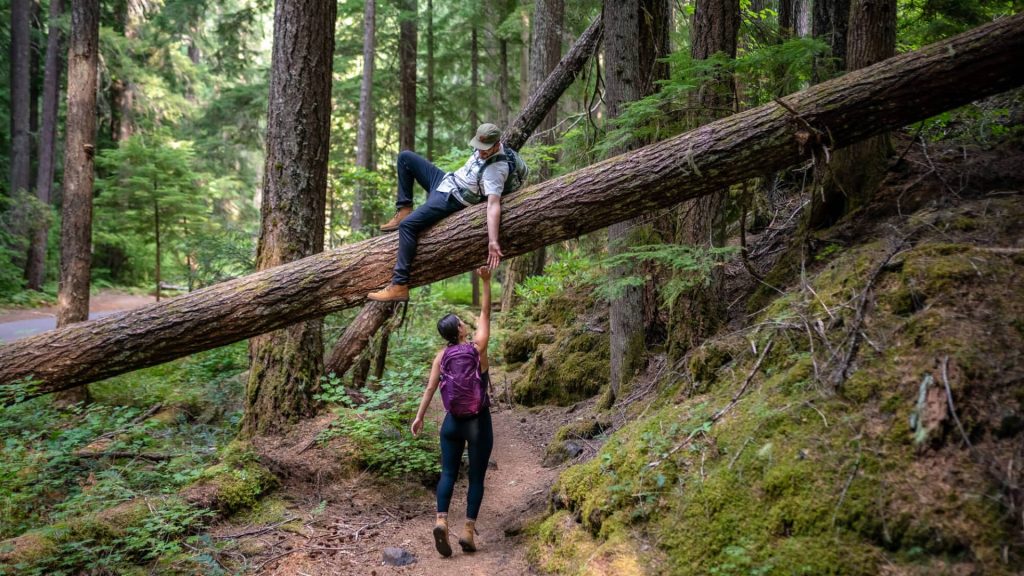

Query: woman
[411,266,495,557]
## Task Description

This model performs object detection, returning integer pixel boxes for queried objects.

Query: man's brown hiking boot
[433,516,452,557]
[458,520,478,553]
[380,206,413,232]
[367,283,409,302]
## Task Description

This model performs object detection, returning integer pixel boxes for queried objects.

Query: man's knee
[397,150,417,166]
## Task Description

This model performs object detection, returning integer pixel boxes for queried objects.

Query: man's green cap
[469,123,502,150]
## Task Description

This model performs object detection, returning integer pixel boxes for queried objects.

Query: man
[368,123,508,302]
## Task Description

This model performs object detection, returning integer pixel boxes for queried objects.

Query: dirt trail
[243,402,566,575]
[0,290,155,323]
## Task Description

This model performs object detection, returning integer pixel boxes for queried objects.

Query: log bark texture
[3,14,1023,402]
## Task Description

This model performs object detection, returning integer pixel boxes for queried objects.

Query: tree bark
[813,0,851,79]
[30,0,41,168]
[604,0,670,405]
[52,0,99,405]
[10,0,32,197]
[26,0,64,291]
[671,0,740,355]
[242,0,337,438]
[398,0,417,153]
[325,15,604,374]
[426,0,435,160]
[111,0,142,142]
[325,301,397,376]
[501,0,562,312]
[3,14,1023,402]
[810,0,895,229]
[351,0,375,233]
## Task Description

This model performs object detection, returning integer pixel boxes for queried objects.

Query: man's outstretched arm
[486,194,503,269]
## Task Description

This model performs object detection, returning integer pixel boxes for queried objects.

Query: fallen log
[2,13,1022,403]
[323,15,604,377]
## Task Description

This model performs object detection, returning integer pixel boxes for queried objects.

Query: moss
[555,418,612,442]
[197,462,277,513]
[513,329,609,406]
[502,325,556,364]
[0,532,57,567]
[688,343,734,391]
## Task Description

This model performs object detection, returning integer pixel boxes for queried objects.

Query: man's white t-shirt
[436,145,510,206]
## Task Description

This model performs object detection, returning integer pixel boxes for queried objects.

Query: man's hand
[488,241,503,270]
[477,266,492,281]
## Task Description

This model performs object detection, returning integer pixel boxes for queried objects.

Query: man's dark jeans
[393,150,465,285]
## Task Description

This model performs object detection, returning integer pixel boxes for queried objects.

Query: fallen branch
[940,355,972,449]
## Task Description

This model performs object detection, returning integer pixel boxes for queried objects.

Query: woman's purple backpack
[439,343,488,417]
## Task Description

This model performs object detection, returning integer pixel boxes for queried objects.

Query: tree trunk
[26,0,64,291]
[500,0,562,312]
[325,301,397,376]
[153,197,161,302]
[351,0,375,233]
[604,0,670,405]
[52,0,99,405]
[813,0,850,80]
[111,0,142,141]
[326,15,604,372]
[426,0,435,160]
[3,14,1023,402]
[10,0,32,196]
[242,0,337,438]
[796,0,812,37]
[398,0,417,152]
[520,10,530,112]
[810,0,896,229]
[780,0,795,37]
[671,0,740,355]
[30,0,41,170]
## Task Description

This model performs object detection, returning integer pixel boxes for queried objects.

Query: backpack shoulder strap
[476,153,509,187]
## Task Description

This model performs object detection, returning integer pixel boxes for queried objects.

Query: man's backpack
[476,148,529,195]
[439,343,488,417]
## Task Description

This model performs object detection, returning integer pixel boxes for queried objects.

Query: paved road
[0,311,125,343]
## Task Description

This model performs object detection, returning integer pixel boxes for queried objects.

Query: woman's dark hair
[437,313,461,345]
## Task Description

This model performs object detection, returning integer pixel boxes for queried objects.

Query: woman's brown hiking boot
[433,516,452,557]
[380,206,413,232]
[367,283,409,302]
[458,520,477,553]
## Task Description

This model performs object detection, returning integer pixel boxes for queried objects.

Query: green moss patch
[513,328,610,406]
[531,197,1024,575]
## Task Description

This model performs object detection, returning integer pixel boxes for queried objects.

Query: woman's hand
[411,416,424,436]
[477,266,491,281]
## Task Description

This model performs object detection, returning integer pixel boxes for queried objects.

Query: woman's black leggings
[436,408,494,519]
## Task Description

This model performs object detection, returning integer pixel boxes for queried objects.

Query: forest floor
[210,376,578,576]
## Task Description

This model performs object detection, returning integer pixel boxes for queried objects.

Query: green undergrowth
[0,343,252,574]
[529,197,1024,575]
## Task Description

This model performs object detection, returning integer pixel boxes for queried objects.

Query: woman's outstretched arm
[473,266,492,372]
[411,349,444,436]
